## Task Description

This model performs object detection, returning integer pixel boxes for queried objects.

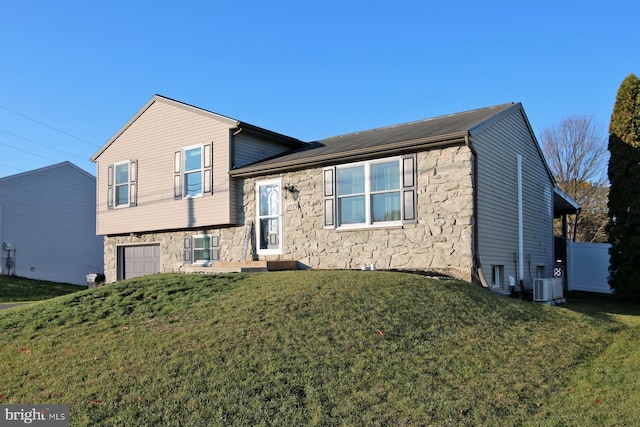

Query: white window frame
[256,178,283,255]
[492,265,504,288]
[183,144,204,199]
[192,234,213,266]
[114,160,130,208]
[336,157,403,229]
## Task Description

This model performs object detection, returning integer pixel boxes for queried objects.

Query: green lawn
[0,271,638,426]
[0,275,84,303]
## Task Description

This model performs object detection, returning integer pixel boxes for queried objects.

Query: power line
[0,103,101,148]
[0,128,91,162]
[0,140,59,163]
[0,163,24,173]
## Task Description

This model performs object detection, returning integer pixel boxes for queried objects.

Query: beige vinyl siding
[233,133,294,168]
[472,108,554,290]
[229,134,299,223]
[96,99,236,235]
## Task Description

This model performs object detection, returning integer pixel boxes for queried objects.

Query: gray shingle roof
[231,102,516,176]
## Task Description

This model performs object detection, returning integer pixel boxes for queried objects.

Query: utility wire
[0,163,24,173]
[0,103,100,148]
[0,140,59,163]
[0,128,90,162]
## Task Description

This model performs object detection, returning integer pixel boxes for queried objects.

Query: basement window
[492,265,504,288]
[183,234,220,265]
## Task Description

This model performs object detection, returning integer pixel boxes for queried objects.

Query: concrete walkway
[0,303,24,310]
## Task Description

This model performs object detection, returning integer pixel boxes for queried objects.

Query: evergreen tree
[607,73,640,299]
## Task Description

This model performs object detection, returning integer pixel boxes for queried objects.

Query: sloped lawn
[0,275,84,303]
[0,271,638,426]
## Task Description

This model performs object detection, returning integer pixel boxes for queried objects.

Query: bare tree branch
[541,115,610,242]
[541,115,609,186]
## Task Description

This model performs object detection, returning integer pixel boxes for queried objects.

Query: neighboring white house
[0,161,103,285]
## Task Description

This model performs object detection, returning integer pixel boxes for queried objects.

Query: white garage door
[122,245,160,279]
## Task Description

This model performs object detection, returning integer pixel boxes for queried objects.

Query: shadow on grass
[563,290,640,319]
[0,275,84,303]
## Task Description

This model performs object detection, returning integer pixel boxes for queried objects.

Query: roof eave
[553,187,580,217]
[234,122,306,148]
[230,132,468,178]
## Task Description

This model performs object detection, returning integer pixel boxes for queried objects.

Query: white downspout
[517,154,524,281]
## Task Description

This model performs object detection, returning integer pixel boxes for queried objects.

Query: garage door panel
[122,244,160,279]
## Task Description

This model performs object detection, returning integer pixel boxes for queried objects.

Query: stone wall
[103,145,475,282]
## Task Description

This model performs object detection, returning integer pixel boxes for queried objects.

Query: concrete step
[183,260,298,274]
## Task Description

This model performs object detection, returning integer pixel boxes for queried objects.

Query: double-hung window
[107,160,137,209]
[337,165,366,225]
[184,146,203,197]
[115,162,130,207]
[174,143,212,199]
[324,154,416,228]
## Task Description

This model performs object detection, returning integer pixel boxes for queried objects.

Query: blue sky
[1,0,638,178]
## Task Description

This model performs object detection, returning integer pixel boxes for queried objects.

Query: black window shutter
[174,151,182,199]
[183,237,191,262]
[401,154,417,223]
[203,143,212,194]
[129,160,138,207]
[323,167,336,228]
[210,234,220,261]
[107,164,114,209]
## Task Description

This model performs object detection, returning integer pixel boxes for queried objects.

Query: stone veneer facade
[103,145,474,282]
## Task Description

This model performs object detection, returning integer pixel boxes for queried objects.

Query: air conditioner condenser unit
[533,279,554,302]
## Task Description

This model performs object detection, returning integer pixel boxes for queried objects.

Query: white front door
[256,179,283,255]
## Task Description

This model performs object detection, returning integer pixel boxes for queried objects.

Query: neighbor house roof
[0,161,95,183]
[230,102,517,177]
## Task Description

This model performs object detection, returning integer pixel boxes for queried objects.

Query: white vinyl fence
[567,241,612,294]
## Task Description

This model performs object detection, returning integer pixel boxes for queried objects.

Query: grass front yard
[1,271,638,426]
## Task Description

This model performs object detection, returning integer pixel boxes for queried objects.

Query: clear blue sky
[1,0,638,178]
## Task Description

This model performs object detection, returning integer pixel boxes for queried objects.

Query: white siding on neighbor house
[472,108,554,290]
[0,162,103,285]
[94,98,237,235]
[567,241,612,294]
[233,133,293,169]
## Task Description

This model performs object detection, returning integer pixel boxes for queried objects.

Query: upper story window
[115,162,130,206]
[174,143,212,199]
[184,146,203,197]
[107,160,137,209]
[323,154,416,229]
